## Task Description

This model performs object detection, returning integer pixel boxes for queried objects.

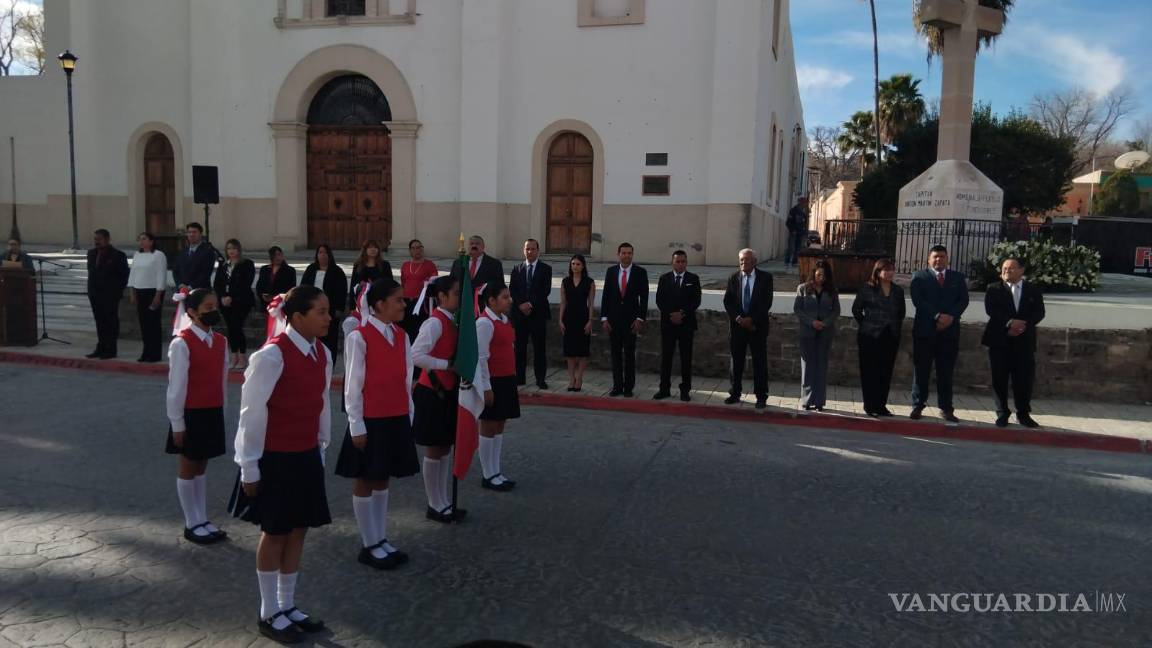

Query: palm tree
[867,0,883,166]
[838,111,878,178]
[913,0,1015,58]
[878,74,926,145]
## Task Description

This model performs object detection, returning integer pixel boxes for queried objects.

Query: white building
[0,0,806,264]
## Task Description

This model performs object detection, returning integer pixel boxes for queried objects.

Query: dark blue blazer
[909,268,969,339]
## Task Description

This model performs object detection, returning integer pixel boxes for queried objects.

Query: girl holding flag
[411,274,467,524]
[166,288,229,544]
[231,285,333,643]
[474,283,519,492]
[336,278,420,570]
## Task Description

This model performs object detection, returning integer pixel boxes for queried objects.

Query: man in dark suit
[451,234,506,293]
[654,250,702,402]
[600,242,649,397]
[510,238,553,389]
[723,248,773,409]
[909,244,970,422]
[86,229,130,359]
[982,257,1045,428]
[173,222,216,290]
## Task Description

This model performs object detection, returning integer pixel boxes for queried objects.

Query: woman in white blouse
[128,232,170,362]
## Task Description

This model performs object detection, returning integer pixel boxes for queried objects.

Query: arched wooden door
[143,134,176,235]
[546,132,593,254]
[306,75,392,250]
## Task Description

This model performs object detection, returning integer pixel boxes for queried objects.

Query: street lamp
[57,49,79,251]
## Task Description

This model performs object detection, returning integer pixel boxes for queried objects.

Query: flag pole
[452,233,466,519]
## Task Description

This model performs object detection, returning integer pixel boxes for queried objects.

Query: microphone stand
[29,256,72,345]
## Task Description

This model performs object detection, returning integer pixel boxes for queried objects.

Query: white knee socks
[176,478,206,532]
[478,437,496,479]
[422,457,446,511]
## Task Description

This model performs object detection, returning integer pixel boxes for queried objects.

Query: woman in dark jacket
[213,238,256,370]
[347,239,393,309]
[255,246,298,308]
[793,260,840,411]
[851,258,906,417]
[300,243,348,357]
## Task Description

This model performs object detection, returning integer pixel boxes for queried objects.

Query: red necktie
[469,257,478,279]
[620,268,628,297]
[937,272,945,287]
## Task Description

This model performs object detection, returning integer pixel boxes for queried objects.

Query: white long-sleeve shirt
[165,325,229,433]
[128,250,169,291]
[343,317,415,437]
[474,307,507,393]
[234,326,333,483]
[411,307,456,372]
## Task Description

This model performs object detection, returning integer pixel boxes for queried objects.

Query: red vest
[482,311,516,378]
[359,322,409,418]
[417,309,458,390]
[178,329,226,409]
[265,334,327,452]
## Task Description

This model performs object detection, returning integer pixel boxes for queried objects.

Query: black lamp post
[57,49,79,251]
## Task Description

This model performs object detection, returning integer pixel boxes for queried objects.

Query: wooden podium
[0,266,37,346]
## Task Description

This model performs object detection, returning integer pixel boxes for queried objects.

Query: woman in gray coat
[794,261,840,411]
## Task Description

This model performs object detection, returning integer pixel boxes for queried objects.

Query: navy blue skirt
[334,416,420,481]
[165,407,226,460]
[228,447,332,535]
[412,384,458,447]
[480,375,521,422]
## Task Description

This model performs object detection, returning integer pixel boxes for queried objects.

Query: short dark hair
[282,285,326,319]
[524,238,539,247]
[184,287,215,312]
[137,231,155,252]
[1002,257,1024,270]
[408,239,423,249]
[185,222,203,233]
[225,238,243,254]
[929,244,948,255]
[671,249,687,259]
[268,245,284,261]
[481,282,509,305]
[618,242,634,253]
[94,229,111,239]
[366,278,402,310]
[432,274,459,299]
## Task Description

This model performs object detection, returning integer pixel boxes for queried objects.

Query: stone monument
[897,0,1006,272]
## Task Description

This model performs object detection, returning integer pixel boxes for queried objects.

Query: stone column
[385,120,421,253]
[270,121,308,250]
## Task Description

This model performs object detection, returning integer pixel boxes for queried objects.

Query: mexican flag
[452,252,483,480]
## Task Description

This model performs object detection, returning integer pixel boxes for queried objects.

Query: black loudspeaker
[192,165,219,204]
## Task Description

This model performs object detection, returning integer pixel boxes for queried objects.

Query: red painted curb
[4,350,1146,456]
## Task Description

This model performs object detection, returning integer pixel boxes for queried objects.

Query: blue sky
[791,0,1152,139]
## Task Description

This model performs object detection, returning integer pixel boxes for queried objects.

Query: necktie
[527,263,534,286]
[1012,283,1020,311]
[742,275,751,313]
[620,268,628,297]
[469,257,478,279]
[675,274,682,290]
[937,272,945,287]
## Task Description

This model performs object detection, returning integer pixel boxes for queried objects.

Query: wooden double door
[546,132,593,254]
[307,127,392,250]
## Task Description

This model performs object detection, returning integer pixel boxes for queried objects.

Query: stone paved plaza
[1,367,1151,647]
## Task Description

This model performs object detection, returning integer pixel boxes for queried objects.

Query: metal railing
[820,219,1072,274]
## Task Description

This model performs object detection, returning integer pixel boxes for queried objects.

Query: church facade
[0,0,807,264]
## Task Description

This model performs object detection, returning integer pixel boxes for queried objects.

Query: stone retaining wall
[120,301,1151,403]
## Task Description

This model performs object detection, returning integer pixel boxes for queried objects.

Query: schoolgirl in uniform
[336,278,420,570]
[166,288,229,544]
[231,285,333,644]
[411,275,467,524]
[475,283,519,492]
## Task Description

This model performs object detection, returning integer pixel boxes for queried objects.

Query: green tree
[913,0,1015,58]
[837,111,878,178]
[878,74,926,145]
[1092,170,1140,216]
[854,106,1076,218]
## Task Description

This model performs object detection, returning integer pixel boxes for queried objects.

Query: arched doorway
[546,132,593,254]
[306,74,393,249]
[143,133,176,235]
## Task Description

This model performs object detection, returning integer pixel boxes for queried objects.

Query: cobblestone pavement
[1,367,1150,647]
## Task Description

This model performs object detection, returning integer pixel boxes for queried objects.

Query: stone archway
[531,120,605,260]
[271,45,419,250]
[126,122,186,238]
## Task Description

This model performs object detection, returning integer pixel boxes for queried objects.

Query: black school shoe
[377,539,409,565]
[481,474,517,492]
[358,546,399,570]
[425,505,468,524]
[258,612,305,644]
[183,524,223,545]
[282,607,325,633]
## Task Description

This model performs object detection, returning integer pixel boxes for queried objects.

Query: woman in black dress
[348,239,393,309]
[300,244,348,358]
[559,254,596,392]
[256,246,298,307]
[213,239,256,370]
